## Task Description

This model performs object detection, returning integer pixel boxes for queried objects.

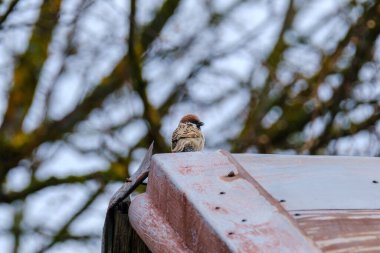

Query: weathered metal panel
[292,210,380,253]
[129,193,192,253]
[132,151,320,253]
[235,154,380,210]
[128,152,380,252]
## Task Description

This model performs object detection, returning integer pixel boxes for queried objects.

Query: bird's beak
[197,121,204,127]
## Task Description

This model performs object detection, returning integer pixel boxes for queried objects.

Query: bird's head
[180,114,204,129]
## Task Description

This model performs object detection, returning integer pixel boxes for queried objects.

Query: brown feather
[171,122,204,152]
[180,114,201,124]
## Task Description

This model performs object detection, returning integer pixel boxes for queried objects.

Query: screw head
[227,171,235,177]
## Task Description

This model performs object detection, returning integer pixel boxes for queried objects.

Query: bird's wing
[172,123,202,150]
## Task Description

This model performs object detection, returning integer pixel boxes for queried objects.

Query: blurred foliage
[0,0,380,252]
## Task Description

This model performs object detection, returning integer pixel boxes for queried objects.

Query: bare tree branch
[0,0,20,28]
[0,0,62,136]
[36,186,104,253]
[140,0,181,52]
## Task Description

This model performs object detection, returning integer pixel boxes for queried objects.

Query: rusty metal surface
[234,154,380,251]
[129,193,192,253]
[128,152,380,253]
[292,210,380,253]
[220,150,315,240]
[235,154,380,210]
[130,151,321,253]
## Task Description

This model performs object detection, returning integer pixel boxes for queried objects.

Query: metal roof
[128,151,380,253]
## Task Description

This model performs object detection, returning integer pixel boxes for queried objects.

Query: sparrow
[171,114,205,152]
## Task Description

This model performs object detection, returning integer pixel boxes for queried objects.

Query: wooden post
[110,198,151,253]
[102,142,154,253]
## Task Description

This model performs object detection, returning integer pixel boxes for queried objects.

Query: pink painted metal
[293,210,380,252]
[234,154,380,252]
[235,154,380,210]
[129,152,380,252]
[129,151,322,253]
[129,194,192,253]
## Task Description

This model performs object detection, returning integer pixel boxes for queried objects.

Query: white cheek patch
[187,122,197,128]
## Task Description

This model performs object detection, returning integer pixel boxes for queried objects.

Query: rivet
[227,171,235,177]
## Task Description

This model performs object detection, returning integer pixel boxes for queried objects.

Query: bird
[171,114,205,152]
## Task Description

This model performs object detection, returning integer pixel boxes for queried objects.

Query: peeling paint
[129,152,380,253]
[294,209,380,252]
